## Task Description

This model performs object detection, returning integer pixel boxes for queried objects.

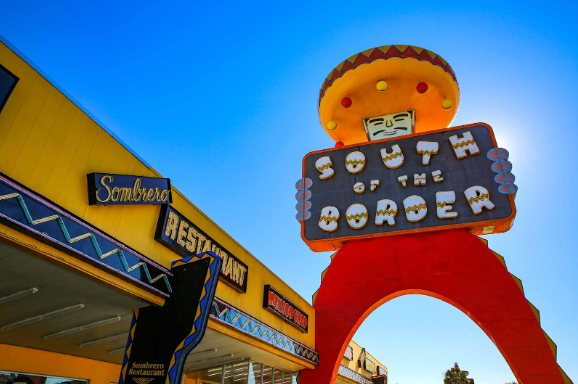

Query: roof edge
[0,33,315,310]
[0,32,151,168]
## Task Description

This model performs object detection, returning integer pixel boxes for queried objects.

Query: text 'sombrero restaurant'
[0,35,388,384]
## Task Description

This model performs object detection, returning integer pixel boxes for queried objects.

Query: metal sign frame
[300,123,516,252]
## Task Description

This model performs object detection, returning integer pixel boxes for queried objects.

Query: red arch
[301,230,567,384]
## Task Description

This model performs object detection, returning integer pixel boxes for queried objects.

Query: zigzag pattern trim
[487,246,573,384]
[337,365,374,384]
[345,159,365,167]
[0,175,171,295]
[167,253,221,384]
[118,309,139,384]
[376,209,397,216]
[346,213,368,221]
[319,45,458,105]
[132,379,153,384]
[210,298,319,364]
[382,152,403,162]
[467,193,490,205]
[316,163,333,171]
[405,203,427,214]
[319,215,338,223]
[0,191,171,293]
[453,140,476,149]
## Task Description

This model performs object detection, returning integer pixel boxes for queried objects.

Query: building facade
[0,36,387,384]
[337,340,387,384]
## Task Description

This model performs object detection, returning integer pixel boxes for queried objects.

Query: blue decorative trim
[119,309,139,382]
[118,252,221,384]
[167,252,221,384]
[0,173,172,296]
[210,297,319,365]
[0,33,151,168]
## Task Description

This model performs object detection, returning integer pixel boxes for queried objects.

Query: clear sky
[1,1,577,383]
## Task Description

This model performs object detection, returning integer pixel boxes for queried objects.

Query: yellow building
[0,35,387,384]
[337,340,387,384]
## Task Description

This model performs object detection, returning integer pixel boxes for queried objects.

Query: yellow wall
[0,41,314,348]
[0,344,120,384]
[183,376,201,384]
[341,340,387,379]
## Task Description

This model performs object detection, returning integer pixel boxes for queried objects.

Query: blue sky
[1,1,577,383]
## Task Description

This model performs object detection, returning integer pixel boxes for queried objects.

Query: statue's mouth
[373,130,396,136]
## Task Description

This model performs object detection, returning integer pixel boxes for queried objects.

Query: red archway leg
[302,230,567,384]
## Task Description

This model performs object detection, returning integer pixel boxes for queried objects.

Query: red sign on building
[263,285,308,332]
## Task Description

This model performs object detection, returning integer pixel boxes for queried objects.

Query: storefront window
[188,365,223,383]
[284,373,297,384]
[0,372,87,384]
[273,369,283,384]
[261,366,272,384]
[184,361,296,384]
[223,362,249,384]
[246,362,262,384]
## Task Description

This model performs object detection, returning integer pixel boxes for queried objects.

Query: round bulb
[376,80,388,92]
[441,99,453,109]
[327,121,337,130]
[341,97,352,108]
[335,141,344,148]
[416,82,428,94]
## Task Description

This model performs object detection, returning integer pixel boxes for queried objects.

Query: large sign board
[119,252,221,384]
[87,173,172,205]
[155,205,249,293]
[0,63,18,114]
[299,123,517,251]
[263,285,309,332]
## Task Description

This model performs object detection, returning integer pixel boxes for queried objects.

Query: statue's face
[363,110,414,141]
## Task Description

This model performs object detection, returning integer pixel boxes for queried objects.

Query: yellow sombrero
[319,45,460,145]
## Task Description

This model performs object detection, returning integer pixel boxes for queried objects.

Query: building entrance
[184,360,298,384]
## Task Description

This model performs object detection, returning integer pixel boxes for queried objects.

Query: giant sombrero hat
[319,45,460,145]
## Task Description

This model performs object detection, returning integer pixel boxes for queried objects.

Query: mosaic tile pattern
[0,173,172,296]
[210,298,319,365]
[337,365,374,384]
